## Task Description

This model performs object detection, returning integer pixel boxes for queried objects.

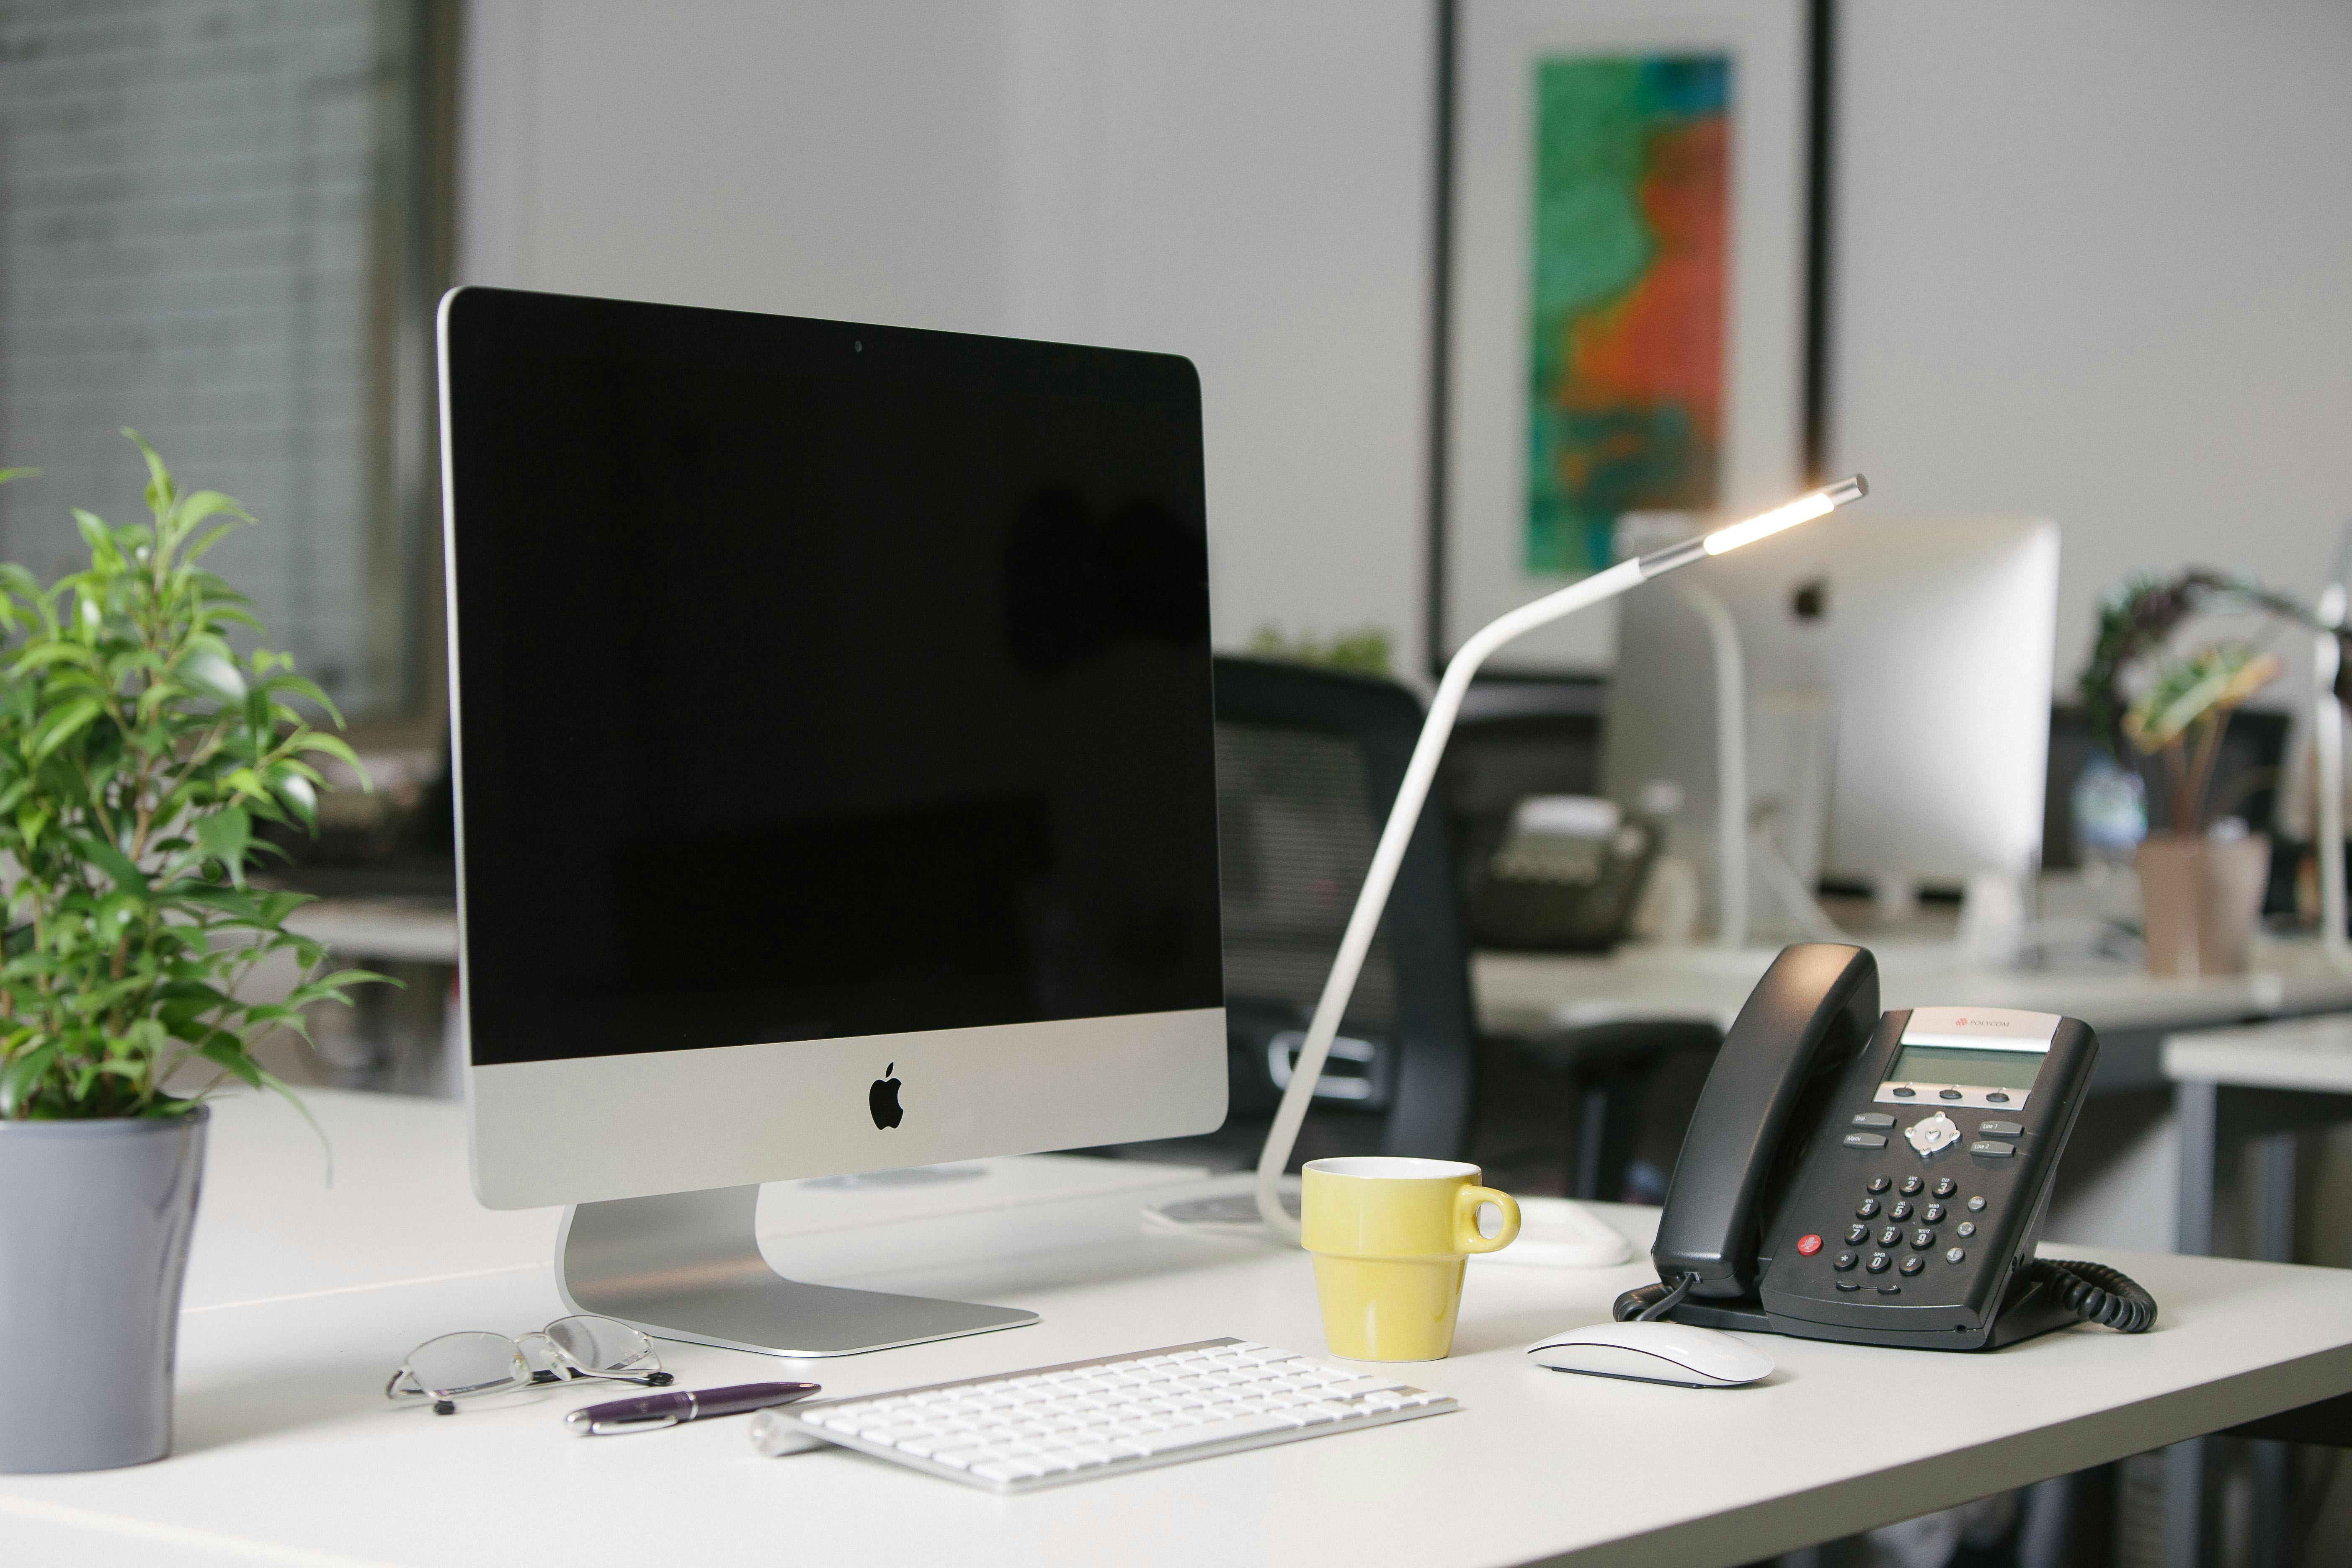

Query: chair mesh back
[1214,720,1398,1031]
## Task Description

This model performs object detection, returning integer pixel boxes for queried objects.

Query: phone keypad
[1819,1179,1986,1288]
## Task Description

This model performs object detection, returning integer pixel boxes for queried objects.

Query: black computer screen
[442,289,1222,1067]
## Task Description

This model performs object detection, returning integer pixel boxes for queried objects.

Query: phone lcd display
[1886,1043,2044,1092]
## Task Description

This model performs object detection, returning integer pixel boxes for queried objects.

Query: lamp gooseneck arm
[1251,558,1643,1238]
[1251,476,1867,1240]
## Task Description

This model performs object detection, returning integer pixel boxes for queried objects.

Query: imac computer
[437,286,1228,1356]
[1602,514,2059,936]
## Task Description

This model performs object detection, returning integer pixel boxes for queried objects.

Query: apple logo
[869,1063,904,1130]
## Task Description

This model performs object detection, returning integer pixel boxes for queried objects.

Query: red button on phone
[1796,1233,1823,1256]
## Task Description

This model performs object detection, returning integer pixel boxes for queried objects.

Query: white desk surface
[2163,1014,2352,1093]
[8,1091,2349,1568]
[1476,938,2352,1041]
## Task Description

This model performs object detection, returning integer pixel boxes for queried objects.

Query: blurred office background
[5,0,2344,725]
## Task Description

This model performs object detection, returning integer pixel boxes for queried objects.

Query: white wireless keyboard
[751,1336,1458,1492]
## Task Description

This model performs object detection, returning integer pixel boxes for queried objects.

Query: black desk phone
[1615,943,2156,1349]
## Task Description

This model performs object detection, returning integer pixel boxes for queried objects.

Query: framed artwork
[1431,0,1820,672]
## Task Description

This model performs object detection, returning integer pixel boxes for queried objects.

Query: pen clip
[577,1412,683,1437]
[567,1401,686,1439]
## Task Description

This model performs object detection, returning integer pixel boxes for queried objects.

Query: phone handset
[1651,944,1881,1302]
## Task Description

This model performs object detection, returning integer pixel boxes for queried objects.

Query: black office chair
[1096,657,1478,1170]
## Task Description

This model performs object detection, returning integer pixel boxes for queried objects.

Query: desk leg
[2163,1438,2207,1568]
[2175,1081,2218,1257]
[2251,1130,2298,1264]
[2165,1083,2219,1568]
[2248,1129,2298,1568]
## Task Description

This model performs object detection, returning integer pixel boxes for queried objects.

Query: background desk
[3,1091,2348,1568]
[1475,941,2352,1089]
[2166,1015,2352,1261]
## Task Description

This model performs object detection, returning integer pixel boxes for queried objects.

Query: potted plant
[0,434,382,1472]
[2081,570,2342,976]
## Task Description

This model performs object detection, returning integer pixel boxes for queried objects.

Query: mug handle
[1454,1185,1522,1254]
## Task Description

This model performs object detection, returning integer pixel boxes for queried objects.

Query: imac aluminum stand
[554,1185,1039,1357]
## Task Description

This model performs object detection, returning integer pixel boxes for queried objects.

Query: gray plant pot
[0,1105,208,1473]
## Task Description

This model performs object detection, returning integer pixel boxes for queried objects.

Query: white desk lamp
[1253,475,1872,1240]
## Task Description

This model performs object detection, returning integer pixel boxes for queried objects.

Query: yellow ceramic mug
[1300,1157,1521,1362]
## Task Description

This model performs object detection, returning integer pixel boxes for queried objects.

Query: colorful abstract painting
[1527,55,1730,575]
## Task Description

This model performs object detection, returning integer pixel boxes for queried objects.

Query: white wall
[1830,0,2352,685]
[459,0,2352,688]
[458,0,1434,672]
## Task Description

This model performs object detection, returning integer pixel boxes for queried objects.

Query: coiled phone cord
[2026,1258,2157,1333]
[1612,1259,2157,1334]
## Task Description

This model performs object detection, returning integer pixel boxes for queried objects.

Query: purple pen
[566,1381,820,1436]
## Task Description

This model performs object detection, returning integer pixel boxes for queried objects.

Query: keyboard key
[972,1458,1044,1483]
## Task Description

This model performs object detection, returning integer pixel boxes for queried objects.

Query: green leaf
[0,467,41,486]
[195,807,252,887]
[78,833,150,896]
[295,732,364,774]
[184,521,245,566]
[171,490,253,532]
[197,1039,262,1088]
[123,428,175,516]
[9,642,96,674]
[28,696,101,763]
[0,1042,58,1117]
[178,650,248,704]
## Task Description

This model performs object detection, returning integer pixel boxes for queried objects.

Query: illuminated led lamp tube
[1253,476,1871,1240]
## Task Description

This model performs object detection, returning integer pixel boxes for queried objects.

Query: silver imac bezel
[437,287,1229,1212]
[461,1011,1227,1211]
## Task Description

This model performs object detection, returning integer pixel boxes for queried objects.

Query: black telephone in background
[1615,944,2156,1349]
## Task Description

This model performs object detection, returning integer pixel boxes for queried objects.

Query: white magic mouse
[1526,1319,1774,1387]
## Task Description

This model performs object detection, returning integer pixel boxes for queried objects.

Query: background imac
[1604,514,2060,937]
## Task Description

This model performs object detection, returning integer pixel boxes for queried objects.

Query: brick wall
[0,0,396,717]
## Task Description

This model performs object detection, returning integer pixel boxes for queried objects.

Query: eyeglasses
[386,1315,676,1415]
